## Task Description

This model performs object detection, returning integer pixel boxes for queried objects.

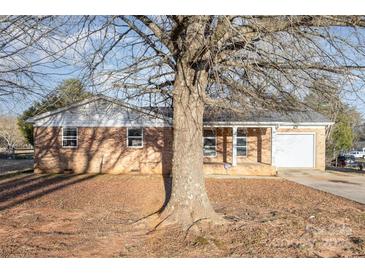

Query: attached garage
[275,133,315,168]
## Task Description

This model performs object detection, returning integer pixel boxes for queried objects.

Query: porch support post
[271,126,277,167]
[232,126,237,166]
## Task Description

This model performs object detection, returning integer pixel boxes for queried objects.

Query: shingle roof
[202,107,332,123]
[147,106,331,124]
[27,94,332,125]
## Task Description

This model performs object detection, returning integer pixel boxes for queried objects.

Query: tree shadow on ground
[0,173,54,191]
[0,173,98,211]
[0,171,35,185]
[328,179,361,185]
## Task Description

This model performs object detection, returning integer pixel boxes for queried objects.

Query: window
[203,129,216,157]
[62,127,78,148]
[236,128,247,156]
[127,128,143,147]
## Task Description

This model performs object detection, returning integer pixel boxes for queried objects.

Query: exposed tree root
[132,207,229,236]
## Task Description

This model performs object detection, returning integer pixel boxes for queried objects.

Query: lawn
[0,173,364,257]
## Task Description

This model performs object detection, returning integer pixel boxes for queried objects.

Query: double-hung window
[62,127,78,148]
[236,128,247,156]
[127,128,143,148]
[203,129,217,157]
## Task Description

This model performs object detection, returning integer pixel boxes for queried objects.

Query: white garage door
[275,133,315,168]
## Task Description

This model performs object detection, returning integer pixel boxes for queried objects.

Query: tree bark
[157,61,223,229]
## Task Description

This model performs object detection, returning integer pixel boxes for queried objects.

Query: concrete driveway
[278,169,365,204]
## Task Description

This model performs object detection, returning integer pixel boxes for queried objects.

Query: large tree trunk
[158,61,222,229]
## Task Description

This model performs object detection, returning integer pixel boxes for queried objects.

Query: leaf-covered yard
[0,173,364,257]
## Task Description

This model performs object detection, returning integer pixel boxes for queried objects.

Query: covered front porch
[202,126,277,176]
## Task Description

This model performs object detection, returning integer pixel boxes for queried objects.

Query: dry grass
[0,173,364,257]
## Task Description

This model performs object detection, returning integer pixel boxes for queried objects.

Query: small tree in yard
[17,79,90,146]
[3,16,365,229]
[331,113,355,154]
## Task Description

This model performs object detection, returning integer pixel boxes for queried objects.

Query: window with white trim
[62,127,78,148]
[127,128,143,147]
[236,128,247,156]
[203,129,217,157]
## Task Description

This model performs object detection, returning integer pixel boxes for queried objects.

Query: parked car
[331,155,356,167]
[345,150,365,159]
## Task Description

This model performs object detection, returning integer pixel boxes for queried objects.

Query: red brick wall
[34,126,274,174]
[34,127,173,174]
[203,127,272,165]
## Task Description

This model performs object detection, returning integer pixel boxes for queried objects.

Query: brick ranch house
[28,95,333,176]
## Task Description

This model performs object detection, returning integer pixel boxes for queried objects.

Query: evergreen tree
[17,79,90,146]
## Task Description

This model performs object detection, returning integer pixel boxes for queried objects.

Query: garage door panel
[275,134,314,168]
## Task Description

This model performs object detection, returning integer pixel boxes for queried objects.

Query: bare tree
[0,116,25,150]
[3,16,365,229]
[0,16,78,108]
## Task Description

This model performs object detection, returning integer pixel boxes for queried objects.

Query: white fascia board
[33,120,332,128]
[34,123,170,128]
[50,120,172,128]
